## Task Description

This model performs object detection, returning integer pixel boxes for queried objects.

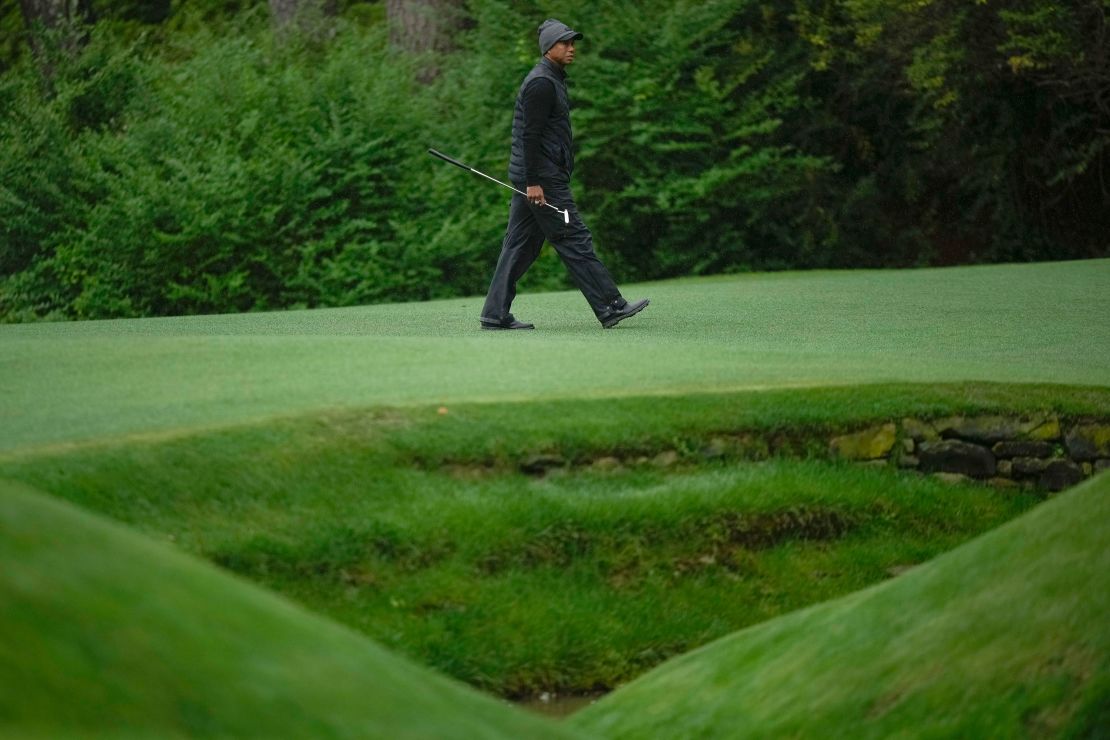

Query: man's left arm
[521,78,556,206]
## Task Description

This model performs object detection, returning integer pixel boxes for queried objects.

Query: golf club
[427,148,570,224]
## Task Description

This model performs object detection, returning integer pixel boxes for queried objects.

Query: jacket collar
[539,56,567,81]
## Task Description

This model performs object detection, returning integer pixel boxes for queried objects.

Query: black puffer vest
[508,57,573,185]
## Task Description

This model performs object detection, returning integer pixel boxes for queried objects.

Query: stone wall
[501,414,1110,494]
[830,415,1110,491]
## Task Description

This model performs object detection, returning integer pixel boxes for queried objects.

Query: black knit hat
[538,18,583,55]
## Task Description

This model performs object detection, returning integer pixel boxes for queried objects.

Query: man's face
[546,39,576,66]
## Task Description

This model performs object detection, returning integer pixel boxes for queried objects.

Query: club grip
[427,148,471,171]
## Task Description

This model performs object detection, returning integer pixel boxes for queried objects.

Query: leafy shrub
[1,0,1106,321]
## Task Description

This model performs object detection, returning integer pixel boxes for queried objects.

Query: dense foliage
[1,0,1106,320]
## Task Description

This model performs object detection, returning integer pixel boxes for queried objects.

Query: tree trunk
[386,0,468,81]
[18,0,93,84]
[269,0,337,39]
[18,0,88,29]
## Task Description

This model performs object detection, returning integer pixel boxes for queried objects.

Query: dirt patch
[706,508,856,549]
[479,507,856,579]
[479,522,594,574]
[669,508,857,579]
[1021,646,1100,736]
[212,524,455,580]
[867,662,946,720]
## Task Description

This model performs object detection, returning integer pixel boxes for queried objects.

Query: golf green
[3,260,1108,454]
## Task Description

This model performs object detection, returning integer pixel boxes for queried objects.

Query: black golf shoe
[480,314,535,330]
[599,298,650,329]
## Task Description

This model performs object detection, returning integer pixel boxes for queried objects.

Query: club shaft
[428,148,569,221]
[472,170,568,219]
[468,168,526,198]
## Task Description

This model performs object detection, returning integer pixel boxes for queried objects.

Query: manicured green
[571,473,1110,738]
[3,260,1109,455]
[0,479,580,739]
[3,383,1088,696]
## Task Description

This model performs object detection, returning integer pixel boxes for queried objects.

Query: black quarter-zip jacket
[508,57,574,187]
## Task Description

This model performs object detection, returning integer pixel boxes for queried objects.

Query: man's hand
[526,185,546,207]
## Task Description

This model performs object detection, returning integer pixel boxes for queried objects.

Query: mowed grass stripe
[4,381,1109,464]
[2,260,1108,453]
[0,479,582,739]
[570,473,1110,738]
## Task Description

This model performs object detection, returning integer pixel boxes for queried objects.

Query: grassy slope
[0,479,581,739]
[571,473,1110,738]
[2,260,1109,453]
[4,383,1105,695]
[2,261,1107,718]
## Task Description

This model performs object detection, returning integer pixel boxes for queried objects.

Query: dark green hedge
[1,0,1106,321]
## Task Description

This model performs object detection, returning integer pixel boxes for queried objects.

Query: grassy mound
[5,383,1100,696]
[3,263,1106,720]
[571,473,1110,738]
[0,479,578,739]
[3,260,1108,454]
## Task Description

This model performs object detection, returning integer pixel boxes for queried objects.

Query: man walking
[479,19,650,330]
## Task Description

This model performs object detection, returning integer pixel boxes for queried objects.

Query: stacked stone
[831,416,1110,492]
[513,416,1109,493]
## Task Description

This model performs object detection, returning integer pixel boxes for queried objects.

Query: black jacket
[508,57,574,186]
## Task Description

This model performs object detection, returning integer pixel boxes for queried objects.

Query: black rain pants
[480,180,622,323]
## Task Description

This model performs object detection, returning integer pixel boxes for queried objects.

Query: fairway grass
[0,479,580,739]
[4,383,1104,696]
[570,473,1110,738]
[2,260,1108,453]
